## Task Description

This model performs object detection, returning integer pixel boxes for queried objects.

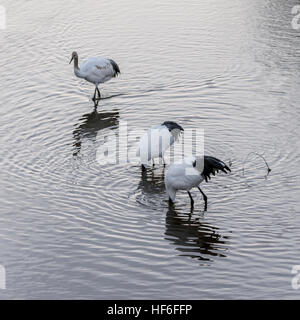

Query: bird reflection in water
[135,167,167,206]
[73,105,119,157]
[165,205,229,262]
[137,167,166,195]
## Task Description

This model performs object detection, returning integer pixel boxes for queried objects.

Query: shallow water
[0,0,300,299]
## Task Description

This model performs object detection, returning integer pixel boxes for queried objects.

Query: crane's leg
[197,187,207,211]
[92,87,97,102]
[152,159,155,167]
[187,191,194,208]
[96,87,101,100]
[93,99,99,110]
[168,197,175,208]
[162,157,166,167]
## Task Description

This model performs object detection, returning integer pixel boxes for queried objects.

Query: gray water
[0,0,300,299]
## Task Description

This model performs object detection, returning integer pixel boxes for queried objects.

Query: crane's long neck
[73,56,79,69]
[73,57,84,78]
[166,185,177,202]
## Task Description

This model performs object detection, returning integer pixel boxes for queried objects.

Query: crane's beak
[69,56,74,64]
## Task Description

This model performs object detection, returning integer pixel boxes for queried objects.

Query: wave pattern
[0,0,299,299]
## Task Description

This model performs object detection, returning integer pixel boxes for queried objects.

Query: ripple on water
[0,0,300,299]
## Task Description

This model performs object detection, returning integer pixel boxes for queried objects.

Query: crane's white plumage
[137,121,184,167]
[76,57,118,84]
[165,155,231,210]
[70,51,120,101]
[165,158,203,202]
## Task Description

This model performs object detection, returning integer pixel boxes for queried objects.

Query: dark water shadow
[134,166,167,207]
[136,167,166,195]
[165,205,230,262]
[73,107,119,156]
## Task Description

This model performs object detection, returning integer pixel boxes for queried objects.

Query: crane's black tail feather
[202,156,231,182]
[109,59,121,77]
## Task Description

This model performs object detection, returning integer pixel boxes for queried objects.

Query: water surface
[0,0,300,299]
